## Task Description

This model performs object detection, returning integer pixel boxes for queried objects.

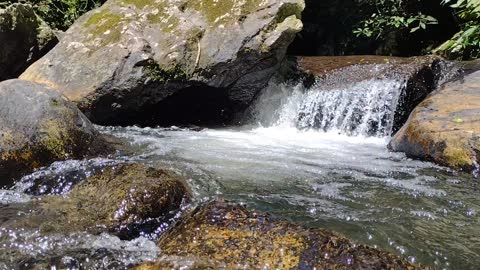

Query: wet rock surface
[20,0,304,126]
[0,79,109,187]
[288,55,459,134]
[389,70,480,173]
[155,200,422,270]
[0,3,58,81]
[4,163,190,238]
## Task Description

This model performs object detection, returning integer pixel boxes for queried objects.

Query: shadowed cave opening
[92,85,238,128]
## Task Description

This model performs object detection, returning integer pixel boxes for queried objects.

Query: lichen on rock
[20,0,305,126]
[5,163,191,237]
[152,200,423,269]
[389,70,480,173]
[0,79,109,187]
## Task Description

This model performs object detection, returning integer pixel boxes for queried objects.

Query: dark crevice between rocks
[392,59,461,134]
[392,66,437,134]
[86,84,239,128]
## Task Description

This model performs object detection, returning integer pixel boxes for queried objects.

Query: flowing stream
[1,66,479,269]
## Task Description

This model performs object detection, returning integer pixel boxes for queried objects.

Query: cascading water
[251,75,406,137]
[0,62,478,269]
[257,78,405,137]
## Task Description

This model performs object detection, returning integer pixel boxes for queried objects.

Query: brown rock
[154,200,424,270]
[6,163,191,237]
[389,70,480,173]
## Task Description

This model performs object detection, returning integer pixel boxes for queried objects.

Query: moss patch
[9,164,190,235]
[145,61,188,83]
[275,2,303,23]
[146,11,179,32]
[121,0,152,9]
[158,200,417,269]
[187,0,263,26]
[84,8,123,45]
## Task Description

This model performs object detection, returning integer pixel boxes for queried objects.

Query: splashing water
[252,73,406,137]
[0,63,477,269]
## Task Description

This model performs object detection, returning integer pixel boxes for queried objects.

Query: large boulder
[389,70,480,173]
[20,0,304,126]
[152,200,422,269]
[0,79,108,186]
[5,163,190,238]
[0,3,58,81]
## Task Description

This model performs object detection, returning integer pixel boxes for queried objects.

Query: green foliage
[434,0,480,59]
[353,0,438,39]
[0,0,104,30]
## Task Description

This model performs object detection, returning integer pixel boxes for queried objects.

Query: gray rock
[21,0,304,126]
[0,3,58,81]
[0,79,109,187]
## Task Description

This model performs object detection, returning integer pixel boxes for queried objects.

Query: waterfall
[252,72,407,137]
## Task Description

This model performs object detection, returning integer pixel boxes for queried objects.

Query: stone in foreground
[0,3,58,81]
[6,163,190,236]
[151,200,422,269]
[21,0,304,126]
[0,79,108,186]
[389,70,480,173]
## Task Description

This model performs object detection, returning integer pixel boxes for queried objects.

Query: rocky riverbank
[1,0,479,268]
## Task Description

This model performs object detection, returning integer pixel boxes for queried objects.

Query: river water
[1,69,479,269]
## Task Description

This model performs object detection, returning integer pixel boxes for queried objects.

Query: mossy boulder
[0,3,58,81]
[389,70,480,173]
[151,200,422,269]
[5,163,190,237]
[0,79,108,187]
[20,0,304,126]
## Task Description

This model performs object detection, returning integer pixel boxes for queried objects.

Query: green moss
[84,8,123,46]
[158,201,417,269]
[146,12,179,32]
[39,119,72,159]
[84,8,111,28]
[145,61,188,83]
[121,0,153,9]
[42,164,188,230]
[275,2,303,23]
[188,0,263,26]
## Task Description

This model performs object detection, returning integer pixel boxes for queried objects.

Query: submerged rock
[151,200,422,269]
[0,79,109,186]
[0,3,58,81]
[6,164,190,238]
[389,70,480,173]
[20,0,304,126]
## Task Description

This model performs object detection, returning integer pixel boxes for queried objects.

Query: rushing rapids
[0,63,478,269]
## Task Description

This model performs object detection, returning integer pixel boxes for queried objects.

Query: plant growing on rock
[434,0,480,59]
[353,0,438,39]
[0,0,105,30]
